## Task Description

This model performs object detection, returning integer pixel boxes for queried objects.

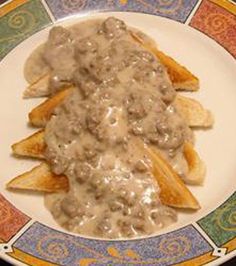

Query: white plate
[0,12,236,266]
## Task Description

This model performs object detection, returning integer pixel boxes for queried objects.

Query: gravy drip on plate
[28,17,193,238]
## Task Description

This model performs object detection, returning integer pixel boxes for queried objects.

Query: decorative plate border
[0,0,235,265]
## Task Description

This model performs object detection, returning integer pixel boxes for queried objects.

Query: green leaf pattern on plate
[198,192,236,246]
[0,0,51,60]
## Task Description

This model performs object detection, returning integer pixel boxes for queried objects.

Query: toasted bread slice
[11,131,205,186]
[183,142,206,185]
[145,146,200,209]
[175,95,214,128]
[130,31,199,91]
[12,130,45,159]
[8,144,199,209]
[23,74,50,98]
[29,87,73,127]
[24,31,199,98]
[6,162,69,193]
[153,50,199,91]
[28,88,211,128]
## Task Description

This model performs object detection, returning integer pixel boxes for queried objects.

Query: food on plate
[28,87,73,127]
[10,130,205,188]
[23,25,199,98]
[12,129,46,159]
[145,145,200,209]
[7,17,213,238]
[27,87,213,128]
[7,162,69,193]
[174,95,213,128]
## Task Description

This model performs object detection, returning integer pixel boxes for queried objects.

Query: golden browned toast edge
[145,146,200,210]
[6,162,69,193]
[28,87,73,127]
[130,31,199,91]
[183,142,206,185]
[12,130,45,159]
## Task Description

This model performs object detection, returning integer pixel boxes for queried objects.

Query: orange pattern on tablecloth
[0,194,30,242]
[223,237,236,253]
[0,0,28,17]
[190,0,236,58]
[210,0,236,15]
[176,251,217,265]
[8,247,57,266]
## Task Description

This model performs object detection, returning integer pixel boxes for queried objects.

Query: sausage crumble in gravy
[29,17,194,238]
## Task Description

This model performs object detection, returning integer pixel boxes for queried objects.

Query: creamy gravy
[27,17,194,238]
